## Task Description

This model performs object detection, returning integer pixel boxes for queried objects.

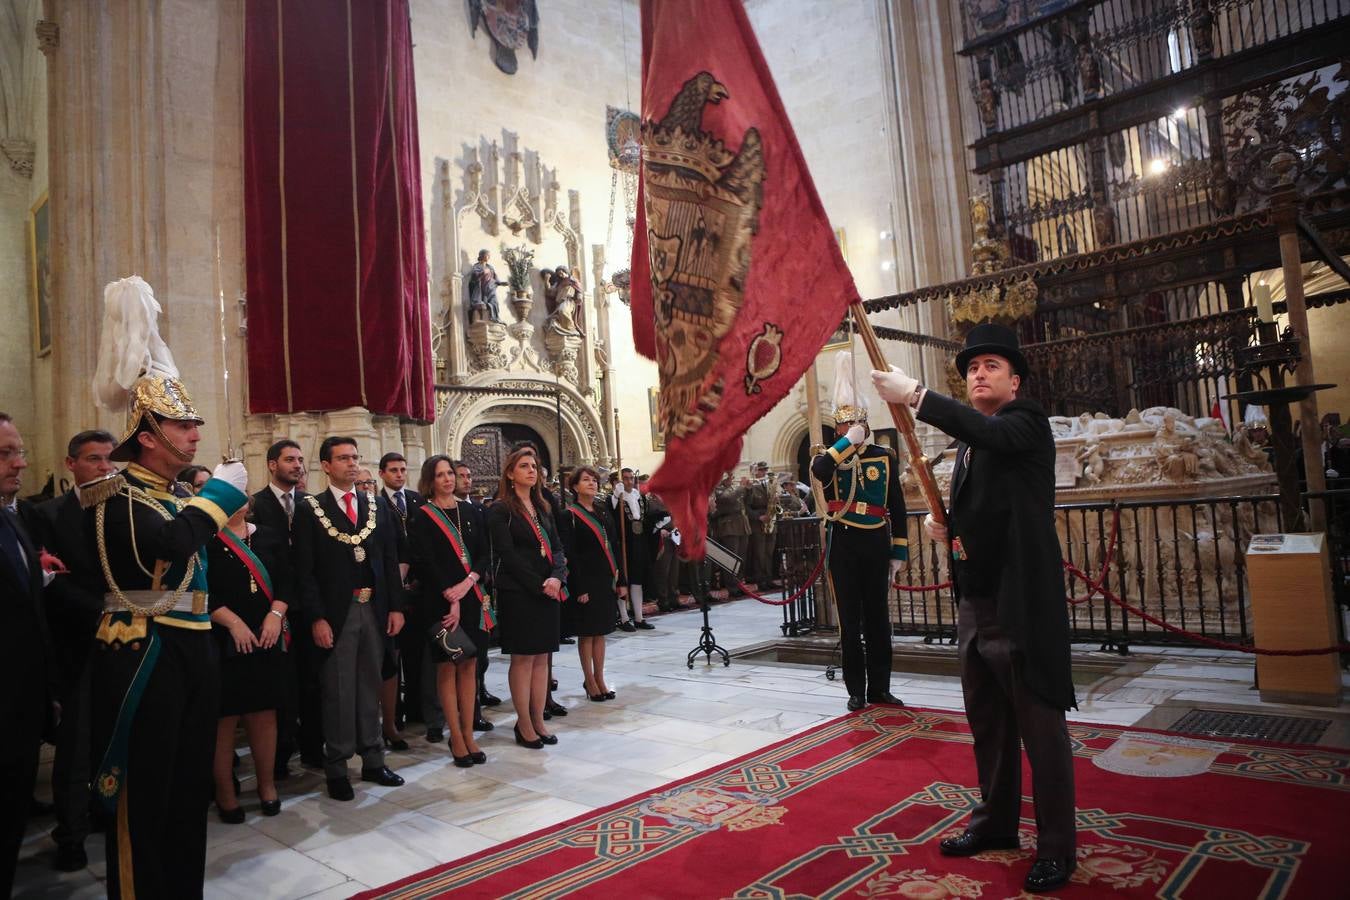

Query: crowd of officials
[0,406,820,896]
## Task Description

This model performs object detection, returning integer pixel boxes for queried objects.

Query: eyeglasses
[0,448,29,462]
[355,479,377,489]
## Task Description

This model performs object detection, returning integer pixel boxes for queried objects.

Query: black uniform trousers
[958,595,1076,859]
[91,625,219,899]
[51,661,95,849]
[0,741,39,897]
[825,522,892,700]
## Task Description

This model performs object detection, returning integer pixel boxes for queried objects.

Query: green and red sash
[521,507,569,601]
[421,505,495,629]
[217,528,274,603]
[567,502,618,589]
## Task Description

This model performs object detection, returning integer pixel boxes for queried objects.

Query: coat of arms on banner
[641,71,765,441]
[468,0,539,75]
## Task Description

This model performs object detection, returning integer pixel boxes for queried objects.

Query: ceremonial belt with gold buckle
[352,588,374,603]
[104,589,208,617]
[825,500,888,518]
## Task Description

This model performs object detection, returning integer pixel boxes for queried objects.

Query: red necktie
[343,491,357,525]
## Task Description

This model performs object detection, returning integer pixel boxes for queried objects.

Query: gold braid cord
[96,486,196,617]
[303,493,378,546]
[820,455,860,524]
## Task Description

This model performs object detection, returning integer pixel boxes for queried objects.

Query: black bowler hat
[955,322,1028,380]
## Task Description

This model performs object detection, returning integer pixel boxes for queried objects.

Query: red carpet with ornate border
[356,707,1349,899]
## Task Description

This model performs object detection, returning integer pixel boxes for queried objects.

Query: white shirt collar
[269,482,295,503]
[329,484,359,507]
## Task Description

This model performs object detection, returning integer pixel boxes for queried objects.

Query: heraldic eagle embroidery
[642,72,766,440]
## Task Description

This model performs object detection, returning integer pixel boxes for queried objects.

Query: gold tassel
[80,473,127,509]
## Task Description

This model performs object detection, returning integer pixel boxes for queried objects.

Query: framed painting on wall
[648,386,666,451]
[28,193,51,358]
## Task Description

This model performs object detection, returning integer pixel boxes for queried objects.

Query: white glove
[845,423,867,445]
[922,513,948,544]
[889,559,906,582]
[871,365,920,406]
[212,461,248,493]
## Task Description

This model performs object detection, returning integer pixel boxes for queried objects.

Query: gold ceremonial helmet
[832,403,868,426]
[94,276,205,462]
[110,373,204,462]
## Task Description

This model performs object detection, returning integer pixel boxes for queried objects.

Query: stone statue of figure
[465,248,505,325]
[541,264,584,338]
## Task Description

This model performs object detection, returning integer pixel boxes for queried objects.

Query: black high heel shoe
[470,750,487,764]
[545,699,568,717]
[604,690,616,700]
[513,724,544,750]
[259,797,282,817]
[217,804,245,825]
[538,732,558,746]
[588,691,608,702]
[452,752,475,768]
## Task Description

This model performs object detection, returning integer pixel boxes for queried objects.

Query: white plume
[831,349,864,413]
[93,276,179,411]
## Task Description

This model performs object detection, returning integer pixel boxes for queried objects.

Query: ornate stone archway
[433,372,610,470]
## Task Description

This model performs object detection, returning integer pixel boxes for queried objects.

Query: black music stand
[687,538,736,668]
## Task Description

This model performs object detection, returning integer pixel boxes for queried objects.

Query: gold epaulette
[80,473,127,509]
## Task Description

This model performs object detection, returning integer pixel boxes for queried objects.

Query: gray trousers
[958,595,1076,859]
[321,599,385,779]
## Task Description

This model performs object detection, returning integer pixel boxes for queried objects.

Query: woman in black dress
[488,447,567,749]
[408,455,487,767]
[208,502,292,822]
[562,466,624,701]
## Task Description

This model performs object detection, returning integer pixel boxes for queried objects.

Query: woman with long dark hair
[408,455,487,767]
[562,466,623,701]
[487,447,566,748]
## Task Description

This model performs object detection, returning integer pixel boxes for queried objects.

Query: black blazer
[488,501,566,597]
[917,390,1074,710]
[293,489,403,637]
[32,491,105,679]
[1,507,53,760]
[408,501,488,623]
[207,523,294,626]
[250,485,306,539]
[562,502,621,599]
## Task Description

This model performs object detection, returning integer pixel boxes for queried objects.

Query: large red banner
[631,0,860,556]
[244,0,434,421]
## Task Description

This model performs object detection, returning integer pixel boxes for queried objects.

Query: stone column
[44,0,247,468]
[591,243,617,464]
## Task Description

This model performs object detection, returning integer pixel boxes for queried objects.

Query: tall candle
[1254,283,1274,322]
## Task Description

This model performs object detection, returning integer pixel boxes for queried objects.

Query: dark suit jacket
[383,487,424,565]
[32,491,105,683]
[293,488,403,637]
[250,485,307,539]
[917,391,1074,710]
[1,507,53,760]
[408,500,489,624]
[488,501,566,598]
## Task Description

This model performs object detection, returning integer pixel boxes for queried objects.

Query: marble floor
[13,598,1349,898]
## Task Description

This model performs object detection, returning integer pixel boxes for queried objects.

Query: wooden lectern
[1246,532,1342,706]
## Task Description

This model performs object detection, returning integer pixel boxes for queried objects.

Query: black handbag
[428,621,477,662]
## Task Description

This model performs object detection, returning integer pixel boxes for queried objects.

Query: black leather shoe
[259,797,282,817]
[360,766,405,787]
[866,692,906,707]
[1024,857,1076,893]
[470,750,486,764]
[426,728,444,743]
[479,690,502,707]
[453,753,475,768]
[514,724,544,749]
[538,732,558,745]
[52,843,88,872]
[604,690,616,700]
[544,700,568,717]
[473,717,495,732]
[588,692,608,701]
[217,804,246,824]
[939,831,1021,857]
[383,736,410,752]
[326,777,354,801]
[619,621,637,632]
[846,696,866,711]
[635,621,655,630]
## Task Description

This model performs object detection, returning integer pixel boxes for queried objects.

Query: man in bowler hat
[872,322,1077,894]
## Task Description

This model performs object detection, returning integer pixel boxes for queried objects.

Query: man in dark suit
[250,438,318,775]
[293,436,406,800]
[874,323,1076,894]
[378,452,426,745]
[31,429,117,872]
[0,413,54,897]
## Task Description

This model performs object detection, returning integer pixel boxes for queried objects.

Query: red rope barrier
[736,551,828,607]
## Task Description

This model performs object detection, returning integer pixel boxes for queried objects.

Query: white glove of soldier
[922,513,948,544]
[845,423,867,446]
[871,365,920,406]
[212,461,248,493]
[889,558,907,583]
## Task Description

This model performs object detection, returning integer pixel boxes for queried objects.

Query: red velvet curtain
[244,0,434,421]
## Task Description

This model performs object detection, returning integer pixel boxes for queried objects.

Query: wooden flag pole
[849,303,947,527]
